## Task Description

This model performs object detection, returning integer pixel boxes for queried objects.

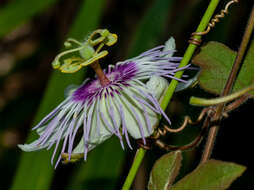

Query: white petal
[146,76,169,100]
[88,97,113,144]
[117,85,158,139]
[73,138,96,154]
[163,37,176,57]
[118,76,169,139]
[98,92,121,136]
[73,99,113,154]
[18,142,47,152]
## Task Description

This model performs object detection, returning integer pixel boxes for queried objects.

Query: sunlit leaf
[171,160,246,190]
[192,41,254,97]
[148,151,182,190]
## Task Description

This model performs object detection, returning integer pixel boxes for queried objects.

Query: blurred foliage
[127,0,174,57]
[0,0,253,190]
[0,0,58,38]
[65,137,125,190]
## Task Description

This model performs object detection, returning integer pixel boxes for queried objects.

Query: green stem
[121,148,146,190]
[160,0,220,110]
[190,83,254,106]
[121,0,220,189]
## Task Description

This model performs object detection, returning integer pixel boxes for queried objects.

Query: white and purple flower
[18,37,188,167]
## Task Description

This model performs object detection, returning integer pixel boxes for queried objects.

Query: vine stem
[200,5,254,163]
[121,1,220,189]
[121,148,146,190]
[190,83,254,106]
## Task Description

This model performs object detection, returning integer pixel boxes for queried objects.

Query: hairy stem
[121,0,220,189]
[201,5,254,163]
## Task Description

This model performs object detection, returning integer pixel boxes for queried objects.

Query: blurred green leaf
[0,0,58,38]
[193,40,254,96]
[128,0,175,56]
[66,137,125,190]
[148,151,182,190]
[10,1,105,190]
[171,160,246,190]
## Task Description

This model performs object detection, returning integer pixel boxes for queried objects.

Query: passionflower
[18,31,188,167]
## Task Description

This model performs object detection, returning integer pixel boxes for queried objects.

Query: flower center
[72,61,138,102]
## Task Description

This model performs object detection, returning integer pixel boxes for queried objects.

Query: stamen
[52,46,84,69]
[66,38,83,46]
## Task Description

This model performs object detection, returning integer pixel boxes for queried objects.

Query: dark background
[0,0,253,189]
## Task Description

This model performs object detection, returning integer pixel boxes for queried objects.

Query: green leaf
[0,0,58,38]
[10,1,105,190]
[148,151,182,190]
[171,160,246,190]
[66,137,125,190]
[192,41,254,97]
[234,39,254,96]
